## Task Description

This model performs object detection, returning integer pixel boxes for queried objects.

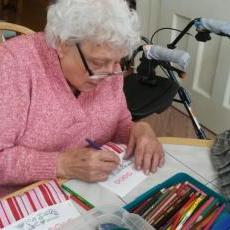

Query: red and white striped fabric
[0,180,69,228]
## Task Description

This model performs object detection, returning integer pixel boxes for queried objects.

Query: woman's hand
[57,148,120,182]
[125,121,164,175]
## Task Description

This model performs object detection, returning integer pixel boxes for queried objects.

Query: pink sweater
[0,33,132,197]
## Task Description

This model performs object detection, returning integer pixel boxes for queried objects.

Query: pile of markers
[130,182,225,229]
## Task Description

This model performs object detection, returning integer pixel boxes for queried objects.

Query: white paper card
[4,200,80,230]
[99,149,147,197]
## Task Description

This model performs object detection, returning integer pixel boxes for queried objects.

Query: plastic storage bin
[124,172,227,212]
[124,173,229,229]
[55,205,155,230]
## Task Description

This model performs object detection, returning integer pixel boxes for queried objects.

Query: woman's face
[56,40,124,92]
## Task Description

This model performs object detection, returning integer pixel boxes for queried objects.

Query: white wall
[136,0,161,39]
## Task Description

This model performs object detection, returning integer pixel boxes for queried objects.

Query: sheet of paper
[5,200,80,230]
[99,148,147,197]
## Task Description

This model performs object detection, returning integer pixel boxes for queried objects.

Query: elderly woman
[0,0,164,197]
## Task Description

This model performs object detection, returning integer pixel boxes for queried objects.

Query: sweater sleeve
[0,45,59,186]
[112,76,132,144]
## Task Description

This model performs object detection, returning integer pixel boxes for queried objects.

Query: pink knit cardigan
[0,33,132,197]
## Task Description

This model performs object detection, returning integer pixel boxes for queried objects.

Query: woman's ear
[56,41,68,59]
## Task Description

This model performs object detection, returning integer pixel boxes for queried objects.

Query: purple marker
[85,138,102,150]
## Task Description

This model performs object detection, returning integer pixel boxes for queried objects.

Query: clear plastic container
[54,205,155,230]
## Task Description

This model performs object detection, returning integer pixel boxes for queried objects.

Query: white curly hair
[45,0,140,56]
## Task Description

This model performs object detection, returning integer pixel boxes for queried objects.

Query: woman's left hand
[124,121,164,175]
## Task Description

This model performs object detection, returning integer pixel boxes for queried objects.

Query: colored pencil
[203,204,225,230]
[145,186,176,221]
[138,189,167,215]
[176,194,205,229]
[136,189,166,216]
[142,188,170,219]
[195,198,219,223]
[132,196,154,214]
[182,196,214,229]
[148,183,186,224]
[169,192,197,229]
[148,191,178,224]
[155,187,195,228]
[195,204,224,229]
[70,195,92,210]
[61,184,95,209]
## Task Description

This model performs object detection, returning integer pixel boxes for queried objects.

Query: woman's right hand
[56,148,120,182]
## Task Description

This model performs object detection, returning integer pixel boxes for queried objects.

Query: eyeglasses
[76,43,123,80]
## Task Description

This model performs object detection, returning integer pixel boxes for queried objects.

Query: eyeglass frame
[76,43,123,80]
